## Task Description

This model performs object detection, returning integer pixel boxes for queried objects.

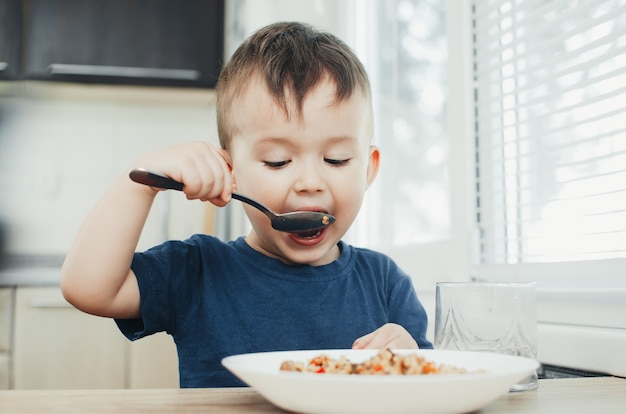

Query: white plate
[222,349,539,414]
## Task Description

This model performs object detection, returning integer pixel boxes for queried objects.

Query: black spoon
[129,169,335,233]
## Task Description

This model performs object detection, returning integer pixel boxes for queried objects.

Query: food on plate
[279,348,471,375]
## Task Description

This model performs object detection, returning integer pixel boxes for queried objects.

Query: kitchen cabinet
[12,286,178,389]
[128,330,179,388]
[0,288,13,389]
[13,287,127,389]
[3,0,224,87]
[0,0,21,80]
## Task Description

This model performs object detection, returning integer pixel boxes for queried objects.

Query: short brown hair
[216,22,371,149]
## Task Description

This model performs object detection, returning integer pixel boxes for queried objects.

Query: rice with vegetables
[280,348,469,375]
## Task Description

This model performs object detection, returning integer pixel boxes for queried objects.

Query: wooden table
[1,377,624,413]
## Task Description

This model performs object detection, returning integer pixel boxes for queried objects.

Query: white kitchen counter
[0,266,61,286]
[0,255,65,287]
[0,256,64,286]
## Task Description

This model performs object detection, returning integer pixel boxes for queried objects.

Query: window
[471,0,626,285]
[473,0,626,265]
[471,0,626,376]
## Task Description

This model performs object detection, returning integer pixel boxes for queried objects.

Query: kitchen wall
[0,82,218,258]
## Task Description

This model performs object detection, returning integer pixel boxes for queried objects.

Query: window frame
[456,0,626,376]
[387,0,626,377]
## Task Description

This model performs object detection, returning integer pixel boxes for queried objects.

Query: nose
[292,162,326,194]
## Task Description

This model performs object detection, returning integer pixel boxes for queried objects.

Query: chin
[281,238,341,266]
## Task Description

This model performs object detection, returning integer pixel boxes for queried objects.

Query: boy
[61,22,432,387]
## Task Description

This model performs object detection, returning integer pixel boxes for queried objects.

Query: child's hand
[352,323,419,350]
[133,141,233,207]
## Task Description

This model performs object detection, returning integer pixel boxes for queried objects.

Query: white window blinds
[472,0,626,264]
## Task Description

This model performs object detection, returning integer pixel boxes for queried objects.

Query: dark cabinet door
[21,0,224,87]
[0,0,21,80]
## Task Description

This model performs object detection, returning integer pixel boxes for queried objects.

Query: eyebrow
[255,135,359,147]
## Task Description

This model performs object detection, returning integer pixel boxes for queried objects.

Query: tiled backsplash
[0,82,218,256]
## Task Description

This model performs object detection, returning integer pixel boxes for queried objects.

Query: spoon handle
[129,168,183,191]
[128,168,335,233]
[230,193,275,219]
[128,169,275,219]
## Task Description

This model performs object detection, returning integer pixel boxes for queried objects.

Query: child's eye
[325,158,351,166]
[264,160,291,169]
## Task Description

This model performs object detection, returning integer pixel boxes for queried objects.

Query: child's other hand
[352,323,419,350]
[134,141,232,207]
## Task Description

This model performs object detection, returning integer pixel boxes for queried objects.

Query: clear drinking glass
[434,282,538,391]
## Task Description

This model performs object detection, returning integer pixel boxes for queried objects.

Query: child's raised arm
[60,141,232,319]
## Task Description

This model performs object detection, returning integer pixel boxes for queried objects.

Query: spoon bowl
[128,169,335,233]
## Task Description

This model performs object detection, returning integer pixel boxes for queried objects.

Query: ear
[217,148,233,170]
[365,145,380,188]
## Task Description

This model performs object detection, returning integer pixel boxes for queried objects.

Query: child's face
[227,75,379,266]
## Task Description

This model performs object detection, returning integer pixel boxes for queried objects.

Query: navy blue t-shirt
[115,235,432,387]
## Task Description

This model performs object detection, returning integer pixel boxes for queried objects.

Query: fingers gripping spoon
[128,169,335,233]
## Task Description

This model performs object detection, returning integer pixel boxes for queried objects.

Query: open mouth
[293,228,324,238]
